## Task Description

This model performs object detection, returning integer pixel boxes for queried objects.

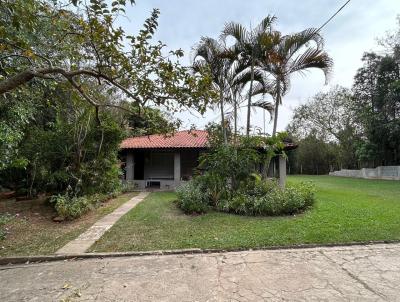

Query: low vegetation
[0,214,12,241]
[90,176,400,253]
[51,191,119,220]
[176,130,315,217]
[0,192,137,257]
[218,180,315,216]
[177,177,315,216]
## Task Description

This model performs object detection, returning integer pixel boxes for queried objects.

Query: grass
[0,192,137,257]
[90,176,400,252]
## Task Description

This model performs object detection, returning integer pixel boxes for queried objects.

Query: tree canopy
[0,0,216,112]
[287,17,400,172]
[0,0,216,198]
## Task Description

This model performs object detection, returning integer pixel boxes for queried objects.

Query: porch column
[174,152,181,184]
[279,155,286,188]
[126,152,134,180]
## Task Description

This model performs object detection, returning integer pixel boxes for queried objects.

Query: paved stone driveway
[1,243,399,301]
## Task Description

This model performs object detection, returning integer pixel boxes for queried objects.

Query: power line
[317,0,352,32]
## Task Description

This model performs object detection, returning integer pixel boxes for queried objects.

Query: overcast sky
[119,0,400,134]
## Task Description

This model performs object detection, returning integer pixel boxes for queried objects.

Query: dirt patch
[0,192,138,257]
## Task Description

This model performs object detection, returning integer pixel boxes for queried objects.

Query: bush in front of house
[175,181,209,214]
[177,178,315,217]
[218,181,315,216]
[176,127,315,217]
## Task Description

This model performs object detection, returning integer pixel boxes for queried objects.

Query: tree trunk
[220,89,227,144]
[233,94,237,144]
[261,155,273,180]
[246,59,255,137]
[272,80,281,136]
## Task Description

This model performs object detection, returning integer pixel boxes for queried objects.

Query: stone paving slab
[56,192,149,255]
[1,243,400,301]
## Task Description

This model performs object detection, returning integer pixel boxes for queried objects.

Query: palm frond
[282,28,324,61]
[289,47,333,83]
[254,15,277,36]
[220,22,250,45]
[252,99,275,119]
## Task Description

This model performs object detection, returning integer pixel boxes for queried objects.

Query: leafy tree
[287,86,360,168]
[0,0,217,199]
[287,132,338,175]
[0,0,216,115]
[0,84,124,196]
[0,90,35,170]
[125,106,178,137]
[353,51,400,166]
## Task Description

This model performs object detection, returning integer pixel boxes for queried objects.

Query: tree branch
[0,54,34,65]
[0,67,143,104]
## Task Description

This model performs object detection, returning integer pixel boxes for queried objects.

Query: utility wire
[317,0,352,32]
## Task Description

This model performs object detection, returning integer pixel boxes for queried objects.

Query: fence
[329,166,400,180]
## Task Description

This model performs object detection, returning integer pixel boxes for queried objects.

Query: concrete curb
[1,240,400,266]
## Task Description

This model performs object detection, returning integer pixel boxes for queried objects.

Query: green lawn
[90,176,400,252]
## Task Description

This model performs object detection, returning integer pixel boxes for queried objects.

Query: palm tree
[221,16,276,136]
[225,61,274,140]
[234,69,275,135]
[262,28,333,136]
[192,37,232,143]
[224,59,250,140]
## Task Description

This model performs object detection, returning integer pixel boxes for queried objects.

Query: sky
[118,0,400,134]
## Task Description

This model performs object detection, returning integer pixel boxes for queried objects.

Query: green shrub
[293,181,316,208]
[50,192,118,220]
[176,181,209,214]
[238,173,277,197]
[218,181,315,216]
[192,173,230,206]
[51,195,92,220]
[175,126,315,217]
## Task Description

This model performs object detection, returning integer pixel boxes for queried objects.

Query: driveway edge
[1,240,400,266]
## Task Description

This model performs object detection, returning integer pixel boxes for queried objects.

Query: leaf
[62,283,71,290]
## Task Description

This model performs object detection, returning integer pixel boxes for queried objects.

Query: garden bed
[0,192,137,257]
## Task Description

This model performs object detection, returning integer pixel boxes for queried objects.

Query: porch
[122,149,202,190]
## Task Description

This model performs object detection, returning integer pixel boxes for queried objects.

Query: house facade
[120,130,208,190]
[120,130,297,190]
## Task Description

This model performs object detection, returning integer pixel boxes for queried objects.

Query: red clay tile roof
[120,130,208,149]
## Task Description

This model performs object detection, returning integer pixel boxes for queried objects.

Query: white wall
[329,166,400,180]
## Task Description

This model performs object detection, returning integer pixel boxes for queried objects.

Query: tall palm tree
[225,61,274,140]
[225,58,250,140]
[221,16,276,136]
[233,68,275,135]
[262,28,333,136]
[192,37,232,143]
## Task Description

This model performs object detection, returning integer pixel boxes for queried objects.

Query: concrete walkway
[56,192,149,255]
[2,243,400,301]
